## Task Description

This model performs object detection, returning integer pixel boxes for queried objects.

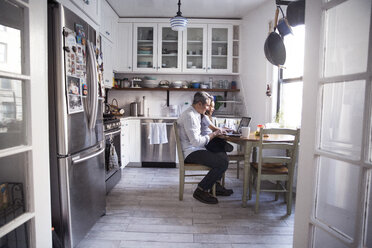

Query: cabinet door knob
[203,67,205,70]
[128,66,131,69]
[153,67,156,69]
[208,67,211,70]
[157,66,160,69]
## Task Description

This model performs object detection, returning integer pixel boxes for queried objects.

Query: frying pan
[264,7,286,66]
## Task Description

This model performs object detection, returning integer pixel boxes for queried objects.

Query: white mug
[241,127,250,138]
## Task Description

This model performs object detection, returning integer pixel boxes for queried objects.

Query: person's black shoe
[215,183,234,196]
[224,142,234,152]
[193,188,218,204]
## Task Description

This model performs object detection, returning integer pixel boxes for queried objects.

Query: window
[276,25,305,128]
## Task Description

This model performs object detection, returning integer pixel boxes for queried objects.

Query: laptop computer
[224,117,251,137]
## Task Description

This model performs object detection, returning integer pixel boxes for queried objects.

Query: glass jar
[255,124,264,136]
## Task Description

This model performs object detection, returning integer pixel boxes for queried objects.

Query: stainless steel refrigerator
[47,2,105,247]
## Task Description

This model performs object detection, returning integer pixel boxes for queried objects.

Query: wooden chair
[228,147,244,179]
[173,122,216,200]
[249,128,300,215]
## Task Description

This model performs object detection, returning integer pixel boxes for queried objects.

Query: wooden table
[223,132,295,207]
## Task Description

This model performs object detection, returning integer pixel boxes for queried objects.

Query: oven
[104,115,122,194]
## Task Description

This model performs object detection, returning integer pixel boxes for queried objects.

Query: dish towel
[148,123,168,145]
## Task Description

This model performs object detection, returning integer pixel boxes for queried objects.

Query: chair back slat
[174,122,185,167]
[261,128,299,136]
[262,156,291,164]
[262,143,293,150]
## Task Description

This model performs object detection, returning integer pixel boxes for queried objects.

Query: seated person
[177,92,233,205]
[201,98,234,153]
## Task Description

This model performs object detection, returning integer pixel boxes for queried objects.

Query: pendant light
[170,0,188,31]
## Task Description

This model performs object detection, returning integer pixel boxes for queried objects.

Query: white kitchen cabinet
[183,24,232,74]
[100,0,117,43]
[117,23,133,72]
[128,119,141,162]
[120,119,141,166]
[101,36,114,88]
[70,0,100,25]
[133,23,182,73]
[120,120,130,167]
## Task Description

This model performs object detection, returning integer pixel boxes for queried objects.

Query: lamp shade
[170,16,188,31]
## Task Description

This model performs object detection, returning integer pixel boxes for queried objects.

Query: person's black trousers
[185,150,228,190]
[205,137,229,153]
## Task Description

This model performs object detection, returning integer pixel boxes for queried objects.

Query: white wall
[240,0,277,128]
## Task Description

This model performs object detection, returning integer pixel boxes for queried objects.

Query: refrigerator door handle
[72,147,105,164]
[87,41,99,130]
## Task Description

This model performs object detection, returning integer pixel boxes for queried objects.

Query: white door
[294,0,372,247]
[117,23,133,72]
[157,23,182,73]
[182,24,208,73]
[133,23,158,72]
[0,1,51,247]
[101,36,113,88]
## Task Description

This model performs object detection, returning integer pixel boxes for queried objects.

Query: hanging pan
[264,7,286,66]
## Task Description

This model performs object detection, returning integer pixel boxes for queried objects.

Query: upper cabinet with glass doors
[183,24,233,74]
[133,23,182,72]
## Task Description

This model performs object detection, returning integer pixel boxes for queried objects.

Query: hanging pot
[286,0,305,27]
[264,7,286,66]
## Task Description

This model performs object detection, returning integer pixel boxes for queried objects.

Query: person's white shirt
[177,106,210,158]
[200,115,213,136]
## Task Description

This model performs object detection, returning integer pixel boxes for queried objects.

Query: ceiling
[107,0,268,19]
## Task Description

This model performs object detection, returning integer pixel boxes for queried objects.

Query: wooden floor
[77,166,295,248]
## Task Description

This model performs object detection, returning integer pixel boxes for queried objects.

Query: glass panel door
[211,28,228,69]
[133,24,157,71]
[293,0,372,247]
[207,24,232,73]
[158,25,181,72]
[183,25,207,72]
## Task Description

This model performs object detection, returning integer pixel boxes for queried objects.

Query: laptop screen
[237,117,251,133]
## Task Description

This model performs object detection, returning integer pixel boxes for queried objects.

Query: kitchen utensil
[142,79,158,88]
[172,80,182,88]
[264,7,286,66]
[130,102,138,116]
[276,6,293,37]
[191,82,200,88]
[109,98,119,115]
[286,0,305,27]
[168,105,180,117]
[159,80,170,88]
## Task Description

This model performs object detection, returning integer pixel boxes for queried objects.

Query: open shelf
[112,87,239,92]
[110,88,240,106]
